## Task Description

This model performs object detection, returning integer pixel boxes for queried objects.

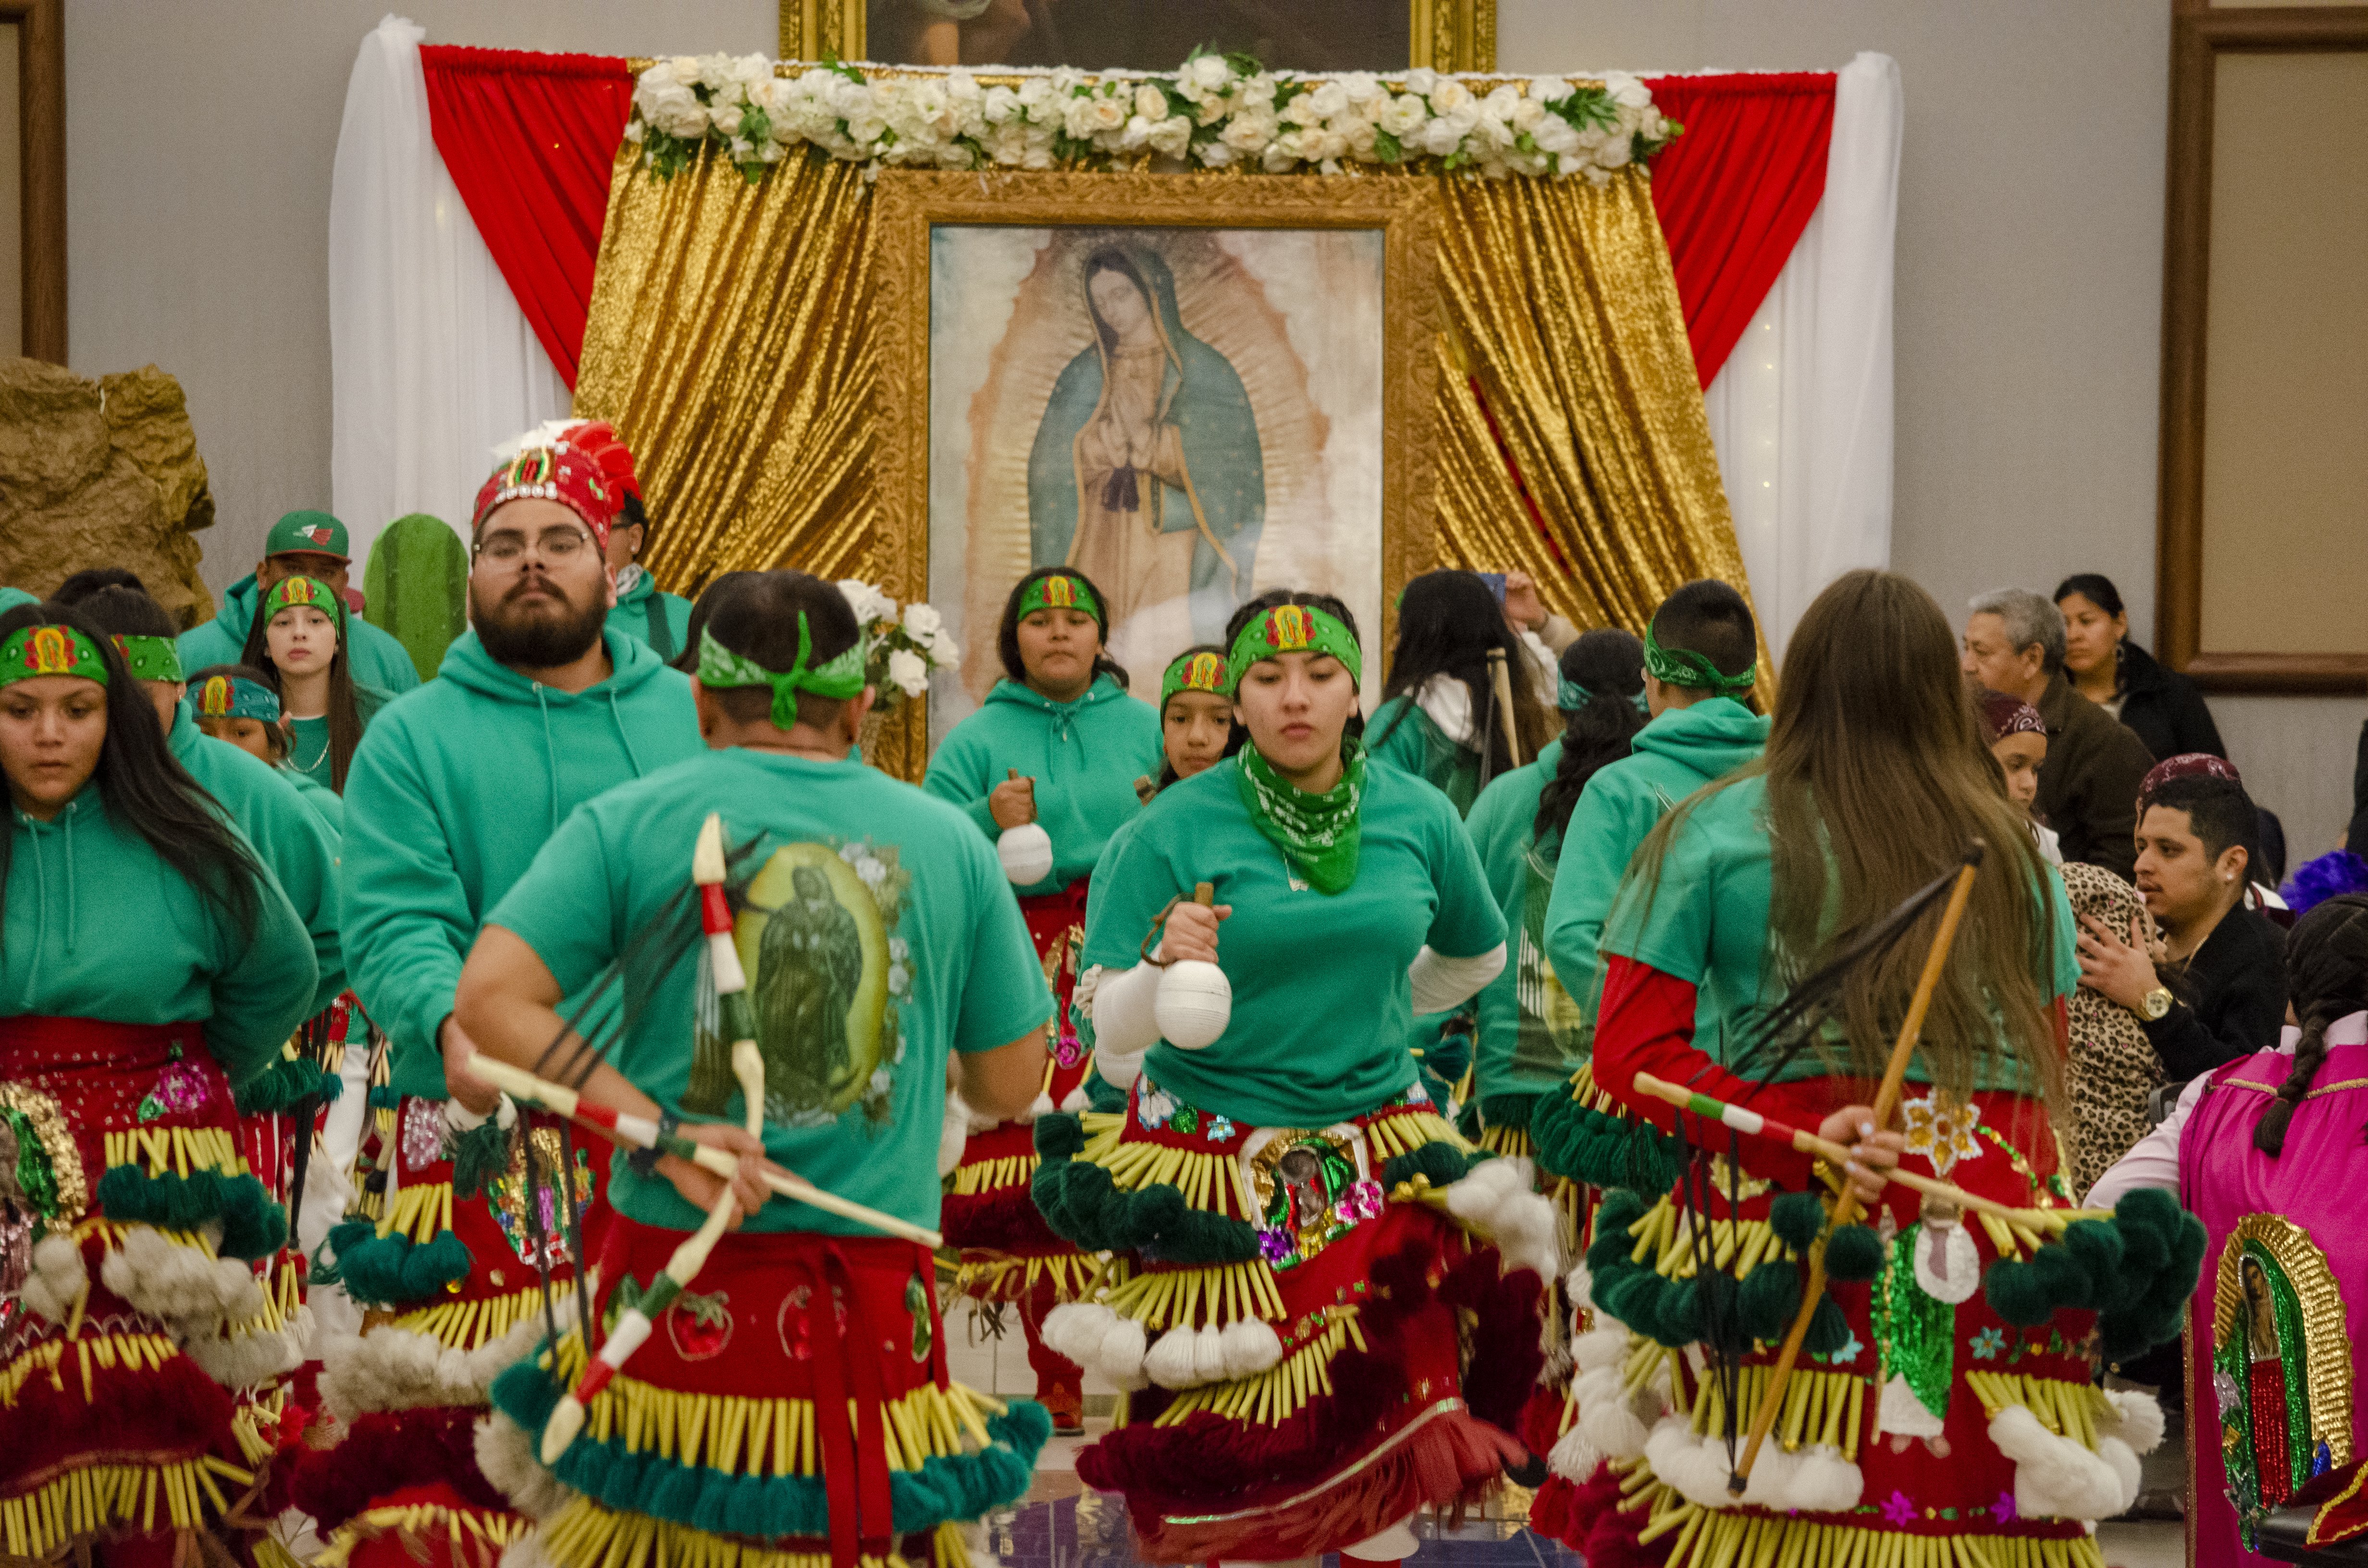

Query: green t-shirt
[1463,738,1577,1101]
[284,685,391,791]
[1598,776,2081,1090]
[1081,755,1505,1127]
[1367,695,1481,816]
[487,747,1053,1236]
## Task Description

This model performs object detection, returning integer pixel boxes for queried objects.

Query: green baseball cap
[266,510,349,561]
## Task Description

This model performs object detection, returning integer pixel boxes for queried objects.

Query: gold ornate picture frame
[870,170,1443,755]
[782,0,1495,71]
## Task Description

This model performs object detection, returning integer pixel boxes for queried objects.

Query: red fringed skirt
[940,880,1097,1305]
[1048,1074,1549,1563]
[0,1016,296,1556]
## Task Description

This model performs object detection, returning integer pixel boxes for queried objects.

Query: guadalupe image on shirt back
[684,839,913,1127]
[928,223,1383,742]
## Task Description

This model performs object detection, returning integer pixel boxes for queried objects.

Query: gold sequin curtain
[577,148,1760,685]
[1428,172,1769,685]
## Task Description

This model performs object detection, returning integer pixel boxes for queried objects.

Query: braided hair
[2254,892,2368,1156]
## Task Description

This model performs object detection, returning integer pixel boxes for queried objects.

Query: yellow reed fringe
[534,1495,921,1568]
[232,1384,293,1465]
[536,1335,998,1478]
[0,1454,252,1559]
[376,1177,455,1244]
[933,1520,972,1568]
[948,1250,1099,1305]
[0,1330,181,1405]
[1688,1363,1865,1463]
[1080,1110,1123,1137]
[314,1499,530,1568]
[946,1153,1037,1197]
[1095,1136,1254,1221]
[1366,1108,1468,1163]
[1103,1259,1287,1329]
[1963,1372,2111,1450]
[1151,1307,1364,1428]
[101,1126,245,1180]
[393,1280,570,1351]
[1567,1061,1628,1115]
[1661,1507,2105,1568]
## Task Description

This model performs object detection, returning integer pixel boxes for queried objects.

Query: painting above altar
[928,222,1384,734]
[866,0,1411,72]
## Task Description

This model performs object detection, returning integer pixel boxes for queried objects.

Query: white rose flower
[1048,66,1085,94]
[1090,95,1128,132]
[1060,96,1100,139]
[947,69,982,103]
[1339,72,1383,105]
[665,56,704,89]
[1197,138,1236,167]
[1595,132,1632,169]
[1528,77,1572,105]
[694,54,740,97]
[887,648,929,698]
[1148,113,1193,158]
[1481,85,1521,119]
[1135,84,1169,121]
[709,102,744,136]
[725,53,772,95]
[648,85,707,140]
[982,84,1020,124]
[1403,68,1438,98]
[1429,78,1471,113]
[900,602,944,643]
[1337,116,1377,156]
[1239,72,1278,106]
[1196,96,1229,127]
[1417,116,1464,157]
[1261,142,1299,173]
[1531,115,1580,156]
[1120,114,1155,151]
[1308,81,1349,120]
[1511,97,1546,133]
[1282,90,1322,128]
[1603,71,1653,110]
[1016,76,1056,113]
[837,579,895,625]
[929,628,963,669]
[1219,110,1276,152]
[1186,55,1231,92]
[1375,95,1427,136]
[845,113,888,146]
[637,62,674,96]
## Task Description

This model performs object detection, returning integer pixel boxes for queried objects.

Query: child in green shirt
[1034,589,1559,1566]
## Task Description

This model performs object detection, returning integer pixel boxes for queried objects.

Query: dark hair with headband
[239,576,370,792]
[997,566,1129,692]
[1221,589,1366,758]
[52,568,150,607]
[186,663,293,760]
[1373,570,1554,784]
[2140,774,2258,876]
[74,584,179,643]
[0,602,265,953]
[2254,893,2368,1156]
[1647,579,1757,701]
[1535,629,1647,846]
[673,571,761,674]
[1153,643,1230,793]
[701,571,862,729]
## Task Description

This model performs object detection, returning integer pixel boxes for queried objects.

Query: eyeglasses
[474,527,592,564]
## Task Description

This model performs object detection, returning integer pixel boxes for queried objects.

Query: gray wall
[64,0,771,590]
[1500,0,2365,859]
[63,0,2362,854]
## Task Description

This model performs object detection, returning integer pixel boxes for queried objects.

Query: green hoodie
[1367,695,1481,816]
[604,569,693,662]
[178,573,422,697]
[1,784,317,1088]
[284,767,345,838]
[923,674,1161,897]
[1463,737,1577,1102]
[341,628,705,1098]
[1541,697,1769,1039]
[168,705,345,1014]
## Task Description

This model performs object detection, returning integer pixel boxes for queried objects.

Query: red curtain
[1642,72,1837,388]
[419,46,635,390]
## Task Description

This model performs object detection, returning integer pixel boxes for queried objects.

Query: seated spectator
[2058,861,2162,1197]
[2144,752,2289,918]
[1963,587,2154,879]
[2074,771,2286,1080]
[1975,686,2059,863]
[2054,572,2225,761]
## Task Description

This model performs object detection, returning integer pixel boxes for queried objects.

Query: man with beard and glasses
[308,434,704,1568]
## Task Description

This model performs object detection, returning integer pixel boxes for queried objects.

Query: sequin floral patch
[666,1289,733,1361]
[1899,1090,1982,1178]
[136,1060,214,1124]
[400,1098,447,1170]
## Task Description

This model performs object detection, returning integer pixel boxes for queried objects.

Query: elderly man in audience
[1962,586,2153,879]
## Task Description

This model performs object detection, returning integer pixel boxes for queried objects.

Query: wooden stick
[1726,842,1986,1494]
[1487,647,1522,768]
[1629,1072,2076,1235]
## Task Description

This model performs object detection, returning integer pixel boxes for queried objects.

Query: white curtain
[329,14,570,574]
[1702,51,1901,659]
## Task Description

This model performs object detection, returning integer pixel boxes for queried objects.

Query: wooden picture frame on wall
[0,0,62,362]
[2158,5,2368,694]
[868,170,1442,770]
[782,0,1495,71]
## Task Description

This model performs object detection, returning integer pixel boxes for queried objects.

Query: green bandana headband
[1643,622,1754,697]
[113,635,184,684]
[1235,740,1366,895]
[193,673,280,723]
[0,625,109,689]
[696,618,866,730]
[264,576,345,630]
[1558,675,1652,716]
[1161,649,1233,708]
[1018,574,1102,624]
[1227,604,1363,687]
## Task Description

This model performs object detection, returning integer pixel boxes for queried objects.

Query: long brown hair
[241,581,367,792]
[1636,569,2062,1107]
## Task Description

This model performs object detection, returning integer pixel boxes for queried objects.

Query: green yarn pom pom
[1381,1140,1475,1191]
[1823,1224,1883,1283]
[1769,1190,1827,1251]
[1983,1258,2052,1327]
[93,1165,288,1262]
[1801,1294,1851,1356]
[449,1119,508,1199]
[1597,1188,1648,1235]
[1737,1258,1802,1342]
[1649,1276,1702,1348]
[1032,1113,1085,1160]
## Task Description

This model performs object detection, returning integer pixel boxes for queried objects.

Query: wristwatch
[2139,986,2174,1021]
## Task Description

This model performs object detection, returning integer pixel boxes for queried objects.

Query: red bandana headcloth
[471,438,618,545]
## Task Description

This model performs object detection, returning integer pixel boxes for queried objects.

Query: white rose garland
[625,51,1677,186]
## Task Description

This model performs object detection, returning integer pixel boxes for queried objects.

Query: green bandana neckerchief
[696,618,866,730]
[113,635,183,683]
[1643,621,1754,697]
[0,624,110,689]
[1234,740,1366,895]
[1018,573,1103,625]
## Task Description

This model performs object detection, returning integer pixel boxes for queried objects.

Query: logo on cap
[302,526,332,546]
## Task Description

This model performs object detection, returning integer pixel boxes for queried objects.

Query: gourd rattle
[996,767,1054,884]
[1154,882,1232,1050]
